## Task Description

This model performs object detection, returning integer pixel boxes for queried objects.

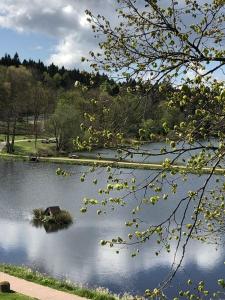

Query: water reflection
[32,219,73,233]
[0,159,224,297]
[0,217,223,294]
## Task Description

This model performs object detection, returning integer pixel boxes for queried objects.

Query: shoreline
[0,153,225,175]
[0,264,117,300]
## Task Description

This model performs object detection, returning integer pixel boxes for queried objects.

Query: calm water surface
[0,155,224,297]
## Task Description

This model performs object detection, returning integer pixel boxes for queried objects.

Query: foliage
[32,208,73,226]
[0,53,109,89]
[0,53,110,153]
[0,66,33,153]
[47,91,82,151]
[0,55,188,154]
[85,0,225,82]
[67,0,225,297]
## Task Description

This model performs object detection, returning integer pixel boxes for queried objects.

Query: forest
[0,53,210,156]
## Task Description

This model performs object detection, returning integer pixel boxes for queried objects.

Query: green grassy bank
[13,140,56,157]
[0,265,116,300]
[1,139,56,157]
[0,152,225,175]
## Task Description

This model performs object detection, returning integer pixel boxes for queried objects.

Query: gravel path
[0,272,87,300]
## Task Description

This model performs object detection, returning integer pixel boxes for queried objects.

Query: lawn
[10,140,56,157]
[1,292,36,299]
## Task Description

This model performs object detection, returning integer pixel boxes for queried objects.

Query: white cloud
[47,33,85,68]
[0,0,114,69]
[62,5,74,15]
[79,14,90,28]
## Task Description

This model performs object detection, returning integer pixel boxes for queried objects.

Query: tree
[0,66,32,152]
[72,1,225,297]
[30,81,52,149]
[12,52,21,67]
[48,91,82,152]
[85,0,225,83]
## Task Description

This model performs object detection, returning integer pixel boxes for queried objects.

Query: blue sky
[0,0,114,69]
[0,28,55,62]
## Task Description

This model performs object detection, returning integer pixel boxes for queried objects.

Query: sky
[0,0,224,80]
[0,0,115,70]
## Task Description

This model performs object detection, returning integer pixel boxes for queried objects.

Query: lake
[0,155,224,298]
[78,139,223,167]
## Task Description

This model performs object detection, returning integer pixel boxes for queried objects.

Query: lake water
[79,139,224,167]
[0,155,224,298]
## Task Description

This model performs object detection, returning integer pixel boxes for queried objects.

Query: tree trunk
[6,119,11,153]
[33,114,39,151]
[10,117,17,153]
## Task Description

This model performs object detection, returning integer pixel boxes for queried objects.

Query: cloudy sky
[0,0,115,69]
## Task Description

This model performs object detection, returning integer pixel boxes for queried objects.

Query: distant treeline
[0,53,110,90]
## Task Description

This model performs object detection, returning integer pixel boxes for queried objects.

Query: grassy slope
[0,265,116,300]
[10,140,56,156]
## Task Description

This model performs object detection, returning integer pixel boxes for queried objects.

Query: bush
[54,211,73,224]
[37,148,55,157]
[32,208,73,230]
[33,208,45,219]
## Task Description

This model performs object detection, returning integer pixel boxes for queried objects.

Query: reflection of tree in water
[32,219,73,233]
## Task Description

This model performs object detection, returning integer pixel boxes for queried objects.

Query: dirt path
[14,139,44,143]
[0,272,87,300]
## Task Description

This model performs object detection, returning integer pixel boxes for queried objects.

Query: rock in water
[0,281,10,293]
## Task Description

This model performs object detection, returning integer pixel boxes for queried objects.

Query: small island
[32,206,73,233]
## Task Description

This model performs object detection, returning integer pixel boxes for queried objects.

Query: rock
[0,281,10,293]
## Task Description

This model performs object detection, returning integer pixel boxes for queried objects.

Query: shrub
[33,208,73,226]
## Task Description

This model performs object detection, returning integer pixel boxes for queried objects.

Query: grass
[0,292,36,300]
[28,156,225,175]
[11,140,56,157]
[0,265,117,300]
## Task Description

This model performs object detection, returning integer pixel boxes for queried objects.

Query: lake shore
[0,265,118,300]
[0,152,225,175]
